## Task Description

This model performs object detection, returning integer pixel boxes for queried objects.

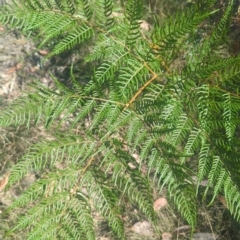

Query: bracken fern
[0,0,240,239]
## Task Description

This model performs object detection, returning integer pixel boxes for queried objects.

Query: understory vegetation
[0,0,240,239]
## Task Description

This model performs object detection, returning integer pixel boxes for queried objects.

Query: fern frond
[96,0,114,27]
[168,114,193,145]
[8,136,96,186]
[49,24,94,56]
[149,153,197,228]
[35,14,75,48]
[211,0,234,42]
[196,143,211,193]
[90,47,129,90]
[203,156,228,204]
[171,184,197,228]
[118,59,149,100]
[79,0,93,20]
[224,177,240,221]
[223,92,239,142]
[9,192,94,240]
[82,169,125,239]
[180,128,202,164]
[8,168,78,210]
[108,151,157,223]
[151,5,217,54]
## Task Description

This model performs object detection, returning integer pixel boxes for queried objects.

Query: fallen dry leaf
[38,49,49,56]
[128,153,140,169]
[153,197,168,211]
[0,25,5,32]
[15,38,27,45]
[162,232,172,240]
[6,63,23,75]
[218,195,227,207]
[132,153,140,164]
[131,221,153,237]
[0,171,10,191]
[30,66,39,73]
[111,12,123,18]
[128,162,136,169]
[139,20,150,31]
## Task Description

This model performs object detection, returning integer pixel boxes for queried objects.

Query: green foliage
[0,0,240,239]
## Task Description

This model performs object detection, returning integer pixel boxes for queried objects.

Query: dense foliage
[0,0,240,239]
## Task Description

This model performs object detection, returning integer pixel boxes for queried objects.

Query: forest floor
[0,24,240,240]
